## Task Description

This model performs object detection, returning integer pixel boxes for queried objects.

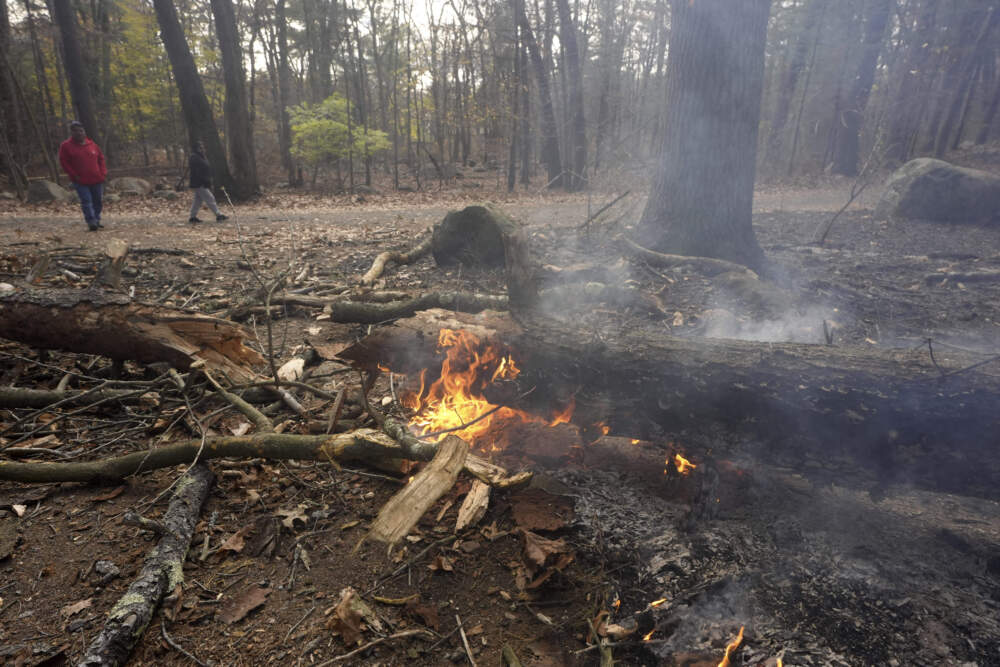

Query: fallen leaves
[60,598,93,618]
[325,587,383,646]
[218,585,271,624]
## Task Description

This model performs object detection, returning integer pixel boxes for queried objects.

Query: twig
[314,629,432,665]
[160,619,207,667]
[578,190,631,230]
[283,605,316,642]
[456,614,478,666]
[203,369,274,433]
[326,387,346,435]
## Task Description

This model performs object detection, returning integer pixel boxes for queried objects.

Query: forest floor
[1,175,999,667]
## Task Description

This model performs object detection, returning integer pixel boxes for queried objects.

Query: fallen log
[0,286,263,381]
[341,309,1000,497]
[78,463,214,667]
[0,386,135,409]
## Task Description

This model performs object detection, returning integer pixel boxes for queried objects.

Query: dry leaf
[311,342,350,360]
[521,530,569,573]
[277,357,305,382]
[428,554,454,572]
[276,505,309,529]
[405,600,440,630]
[218,586,271,624]
[325,587,381,645]
[60,598,93,618]
[218,525,254,553]
[230,421,252,437]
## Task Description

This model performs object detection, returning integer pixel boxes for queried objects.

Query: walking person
[59,121,107,232]
[188,141,228,223]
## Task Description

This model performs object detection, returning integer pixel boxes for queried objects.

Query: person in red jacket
[59,121,107,231]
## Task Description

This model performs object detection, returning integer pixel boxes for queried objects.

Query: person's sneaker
[96,221,104,228]
[87,221,99,231]
[188,217,202,223]
[216,214,228,222]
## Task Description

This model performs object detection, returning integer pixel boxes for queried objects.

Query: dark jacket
[189,151,213,189]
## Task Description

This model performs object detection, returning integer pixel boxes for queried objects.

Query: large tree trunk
[829,0,892,176]
[515,1,563,189]
[555,0,586,191]
[635,0,769,271]
[345,309,1000,499]
[152,0,237,196]
[884,0,940,164]
[0,287,263,381]
[50,0,100,144]
[210,0,260,200]
[274,0,299,186]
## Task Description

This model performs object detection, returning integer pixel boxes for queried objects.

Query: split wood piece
[92,238,130,289]
[619,236,759,278]
[360,233,433,286]
[307,292,508,324]
[78,463,214,667]
[455,480,490,531]
[0,386,134,409]
[365,434,469,546]
[0,286,263,382]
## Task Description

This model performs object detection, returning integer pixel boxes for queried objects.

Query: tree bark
[50,0,100,144]
[555,0,586,190]
[210,0,260,200]
[830,0,892,176]
[78,464,214,667]
[884,0,940,163]
[274,0,298,185]
[515,1,563,189]
[0,287,263,381]
[635,0,769,271]
[152,0,237,195]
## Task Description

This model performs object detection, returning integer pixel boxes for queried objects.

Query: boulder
[108,176,153,195]
[152,190,179,200]
[875,158,1000,223]
[26,179,72,203]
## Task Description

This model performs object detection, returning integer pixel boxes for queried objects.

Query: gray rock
[151,190,179,200]
[875,158,1000,223]
[26,179,73,203]
[104,193,121,203]
[108,176,153,195]
[0,191,16,200]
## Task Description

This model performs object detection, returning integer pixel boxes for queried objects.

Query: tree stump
[432,204,520,268]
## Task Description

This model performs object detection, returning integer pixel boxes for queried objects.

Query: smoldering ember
[2,1,1000,666]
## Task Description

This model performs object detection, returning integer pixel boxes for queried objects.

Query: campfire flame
[674,453,697,475]
[649,598,667,607]
[717,626,744,667]
[402,329,572,443]
[643,628,655,641]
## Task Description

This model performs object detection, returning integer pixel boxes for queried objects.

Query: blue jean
[74,183,103,226]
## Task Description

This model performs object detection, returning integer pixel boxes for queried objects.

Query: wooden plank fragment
[455,480,491,532]
[366,435,469,546]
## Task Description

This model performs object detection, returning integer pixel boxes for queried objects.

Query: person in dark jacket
[188,141,227,223]
[59,121,107,231]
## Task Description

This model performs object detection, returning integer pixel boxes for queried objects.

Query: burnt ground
[0,180,999,666]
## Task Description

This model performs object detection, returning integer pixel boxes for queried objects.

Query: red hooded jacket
[59,138,107,186]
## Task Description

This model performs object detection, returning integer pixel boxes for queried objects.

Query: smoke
[701,303,843,344]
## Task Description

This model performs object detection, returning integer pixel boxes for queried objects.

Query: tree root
[360,233,433,286]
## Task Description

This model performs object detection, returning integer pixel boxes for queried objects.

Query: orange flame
[403,329,572,443]
[643,628,655,641]
[674,454,697,475]
[649,598,667,607]
[717,626,744,667]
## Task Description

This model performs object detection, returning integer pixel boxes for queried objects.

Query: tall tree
[50,0,100,142]
[210,0,260,199]
[274,0,298,185]
[515,0,563,188]
[829,0,892,176]
[884,0,940,163]
[555,0,586,190]
[151,0,236,195]
[635,0,770,271]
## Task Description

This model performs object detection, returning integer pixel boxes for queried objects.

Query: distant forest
[1,0,998,197]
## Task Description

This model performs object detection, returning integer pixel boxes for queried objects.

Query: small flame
[593,421,610,436]
[777,659,783,667]
[631,438,640,445]
[649,598,667,607]
[717,626,744,667]
[674,454,697,475]
[643,628,655,641]
[612,598,621,611]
